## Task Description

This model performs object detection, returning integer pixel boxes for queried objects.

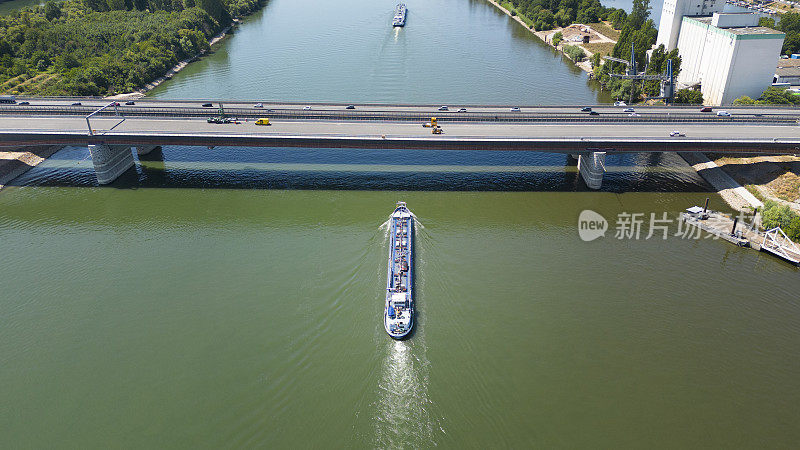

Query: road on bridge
[2,115,800,154]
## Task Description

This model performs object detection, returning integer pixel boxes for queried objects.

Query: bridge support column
[577,151,606,190]
[89,144,135,184]
[135,145,161,156]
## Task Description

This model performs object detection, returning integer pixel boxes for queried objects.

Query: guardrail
[1,105,799,124]
[10,96,800,110]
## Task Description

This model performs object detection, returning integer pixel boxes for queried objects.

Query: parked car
[125,101,135,105]
[18,101,29,105]
[346,105,356,109]
[438,106,449,111]
[670,131,685,137]
[510,107,521,112]
[71,102,81,106]
[254,103,264,108]
[614,101,627,106]
[303,105,311,110]
[458,108,467,113]
[700,107,712,112]
[623,108,635,113]
[589,111,600,115]
[202,103,213,107]
[716,110,731,117]
[581,107,592,112]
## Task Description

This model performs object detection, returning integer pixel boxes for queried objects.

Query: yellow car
[255,118,270,126]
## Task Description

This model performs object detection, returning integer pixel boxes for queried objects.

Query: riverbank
[484,0,617,74]
[0,145,62,190]
[680,152,764,211]
[108,20,241,101]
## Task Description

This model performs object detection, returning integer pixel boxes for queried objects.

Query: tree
[552,31,563,46]
[733,95,756,105]
[44,1,62,20]
[627,0,650,30]
[673,89,703,104]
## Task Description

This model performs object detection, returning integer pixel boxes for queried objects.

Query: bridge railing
[1,104,799,124]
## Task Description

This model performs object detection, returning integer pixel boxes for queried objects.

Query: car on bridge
[581,107,592,112]
[716,110,731,117]
[700,107,712,112]
[125,101,135,105]
[71,102,81,106]
[202,103,213,107]
[623,108,635,113]
[458,108,467,113]
[254,103,264,108]
[346,105,355,109]
[510,107,521,112]
[303,105,312,110]
[589,111,600,115]
[670,131,685,137]
[438,106,449,111]
[18,101,29,105]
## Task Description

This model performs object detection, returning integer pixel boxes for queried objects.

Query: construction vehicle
[432,126,443,134]
[422,117,437,128]
[207,104,233,124]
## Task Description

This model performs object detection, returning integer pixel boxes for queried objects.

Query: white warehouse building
[657,0,725,51]
[675,13,784,105]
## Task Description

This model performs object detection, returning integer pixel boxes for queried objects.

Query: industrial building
[656,0,725,51]
[675,13,784,105]
[774,58,800,85]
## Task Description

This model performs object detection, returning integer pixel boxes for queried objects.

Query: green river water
[2,0,800,447]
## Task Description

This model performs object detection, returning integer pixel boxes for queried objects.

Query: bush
[761,200,800,242]
[562,44,586,61]
[552,31,563,46]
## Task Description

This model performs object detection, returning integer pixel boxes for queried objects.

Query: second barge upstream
[392,3,407,27]
[384,202,414,339]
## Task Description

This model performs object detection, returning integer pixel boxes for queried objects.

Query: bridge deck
[1,115,799,153]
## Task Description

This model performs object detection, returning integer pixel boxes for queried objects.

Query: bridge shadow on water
[9,146,715,193]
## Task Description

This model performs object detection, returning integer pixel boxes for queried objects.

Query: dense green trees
[504,0,626,32]
[0,0,263,96]
[673,88,702,104]
[761,200,800,242]
[733,86,800,105]
[590,0,683,103]
[760,13,800,56]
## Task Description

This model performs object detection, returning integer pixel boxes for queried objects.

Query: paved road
[3,97,800,117]
[2,116,799,153]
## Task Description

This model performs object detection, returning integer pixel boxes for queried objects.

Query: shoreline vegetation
[0,0,265,97]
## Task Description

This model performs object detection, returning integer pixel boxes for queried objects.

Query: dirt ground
[711,154,800,210]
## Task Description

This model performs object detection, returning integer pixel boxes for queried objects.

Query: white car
[438,106,449,111]
[623,108,635,113]
[670,131,685,137]
[628,112,640,117]
[254,103,263,108]
[614,101,627,106]
[716,110,731,117]
[303,105,311,110]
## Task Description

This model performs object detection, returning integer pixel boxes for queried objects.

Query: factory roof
[684,16,785,39]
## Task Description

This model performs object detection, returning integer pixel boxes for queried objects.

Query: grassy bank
[0,0,264,96]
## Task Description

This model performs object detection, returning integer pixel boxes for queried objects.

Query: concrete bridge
[2,98,800,188]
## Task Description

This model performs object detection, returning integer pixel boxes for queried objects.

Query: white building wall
[721,37,784,104]
[656,0,725,50]
[677,17,784,105]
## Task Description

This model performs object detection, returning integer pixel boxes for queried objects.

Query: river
[2,0,800,447]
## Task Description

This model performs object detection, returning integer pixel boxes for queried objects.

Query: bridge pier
[135,145,161,156]
[89,144,135,184]
[577,150,606,190]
